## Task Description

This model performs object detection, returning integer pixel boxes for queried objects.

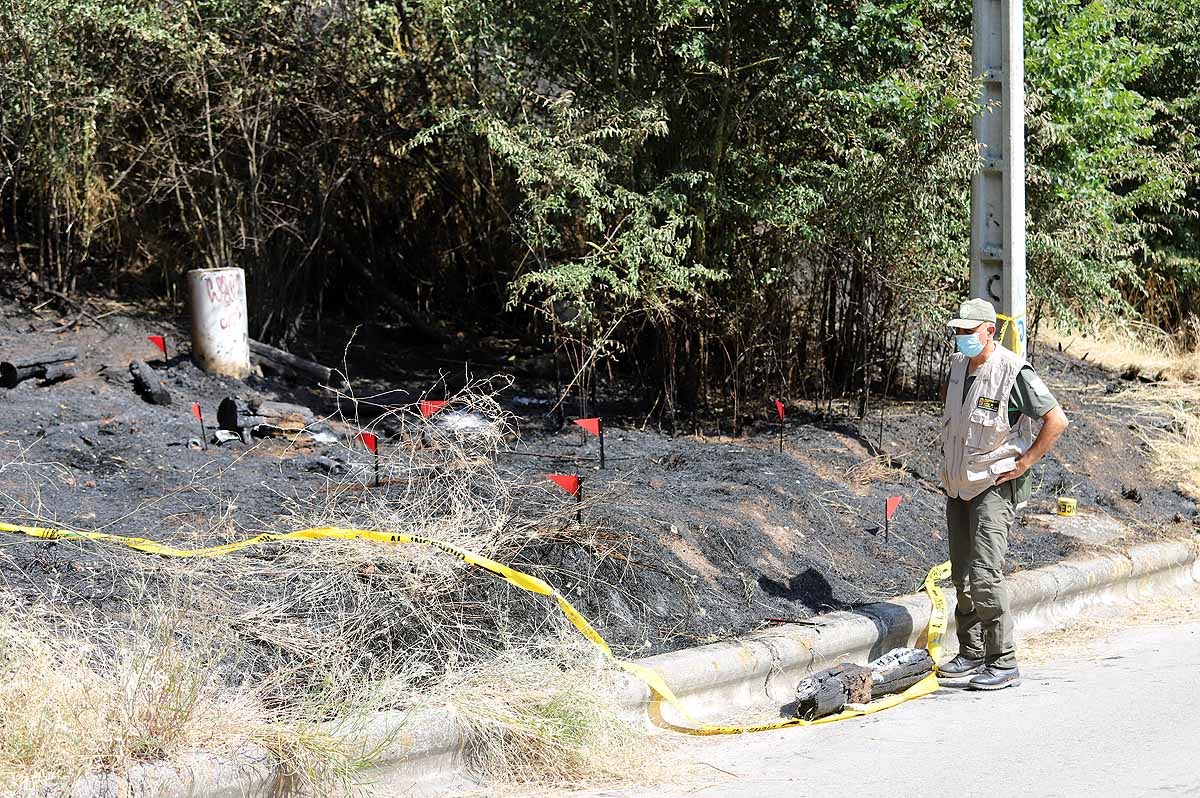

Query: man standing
[937,298,1069,690]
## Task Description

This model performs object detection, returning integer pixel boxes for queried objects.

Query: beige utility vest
[940,345,1033,501]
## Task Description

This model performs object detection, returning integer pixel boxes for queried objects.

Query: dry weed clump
[0,600,363,797]
[846,454,906,486]
[171,383,566,689]
[0,382,659,793]
[439,640,666,787]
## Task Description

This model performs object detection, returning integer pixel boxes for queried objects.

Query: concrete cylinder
[187,267,251,378]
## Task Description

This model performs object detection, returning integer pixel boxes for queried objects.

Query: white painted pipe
[187,267,251,378]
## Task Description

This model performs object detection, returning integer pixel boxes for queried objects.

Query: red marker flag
[419,400,447,419]
[547,474,581,496]
[358,431,381,486]
[885,495,903,522]
[190,401,207,451]
[775,400,786,453]
[574,418,601,436]
[148,335,166,356]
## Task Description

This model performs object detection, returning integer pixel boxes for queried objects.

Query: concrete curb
[74,537,1200,796]
[72,709,466,798]
[610,537,1200,724]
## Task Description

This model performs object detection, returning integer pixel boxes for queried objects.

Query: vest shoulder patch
[976,396,1001,412]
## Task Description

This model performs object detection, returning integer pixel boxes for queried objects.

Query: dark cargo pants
[946,482,1018,668]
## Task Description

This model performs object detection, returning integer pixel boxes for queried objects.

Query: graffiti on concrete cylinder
[201,272,246,333]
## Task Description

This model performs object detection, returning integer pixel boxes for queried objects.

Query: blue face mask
[955,332,985,357]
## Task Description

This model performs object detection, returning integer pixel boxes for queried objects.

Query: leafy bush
[2,0,1197,416]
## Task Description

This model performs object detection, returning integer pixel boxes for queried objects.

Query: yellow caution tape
[923,559,953,665]
[0,520,950,734]
[996,311,1025,357]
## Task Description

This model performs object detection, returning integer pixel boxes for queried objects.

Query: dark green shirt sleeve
[1008,366,1058,424]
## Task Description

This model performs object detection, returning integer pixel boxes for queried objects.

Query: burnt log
[793,663,873,721]
[129,360,171,405]
[248,339,344,387]
[218,396,315,438]
[1,347,79,388]
[868,647,934,698]
[40,363,77,386]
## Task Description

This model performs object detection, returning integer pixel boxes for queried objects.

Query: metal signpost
[970,0,1027,355]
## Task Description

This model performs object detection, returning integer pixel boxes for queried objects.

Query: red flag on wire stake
[190,402,207,451]
[885,495,902,542]
[574,418,600,436]
[357,431,380,486]
[573,418,606,469]
[547,474,580,495]
[885,496,902,521]
[148,335,166,358]
[419,400,447,419]
[547,473,584,522]
[775,400,785,454]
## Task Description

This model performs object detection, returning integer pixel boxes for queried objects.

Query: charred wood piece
[129,360,171,405]
[793,663,873,721]
[40,363,77,385]
[1,347,79,388]
[867,647,934,697]
[218,396,316,439]
[248,340,344,387]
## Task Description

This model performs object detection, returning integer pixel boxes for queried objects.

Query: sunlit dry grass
[1042,318,1200,382]
[0,601,370,797]
[846,453,906,486]
[440,640,670,787]
[1046,318,1200,497]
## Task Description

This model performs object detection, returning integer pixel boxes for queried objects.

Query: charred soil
[0,298,1195,660]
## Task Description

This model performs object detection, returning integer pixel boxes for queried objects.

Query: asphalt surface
[499,590,1200,798]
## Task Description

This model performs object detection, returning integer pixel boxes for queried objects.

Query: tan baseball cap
[947,298,997,329]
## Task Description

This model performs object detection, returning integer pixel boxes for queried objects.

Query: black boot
[938,654,985,678]
[968,665,1022,690]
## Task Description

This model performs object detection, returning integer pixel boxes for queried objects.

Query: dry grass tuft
[443,641,669,787]
[1137,392,1200,499]
[846,454,905,486]
[1093,378,1200,498]
[0,602,365,796]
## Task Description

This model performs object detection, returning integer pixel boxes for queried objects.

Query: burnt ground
[0,296,1196,660]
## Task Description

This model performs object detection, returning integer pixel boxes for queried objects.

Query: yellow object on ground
[0,520,950,735]
[1057,497,1078,517]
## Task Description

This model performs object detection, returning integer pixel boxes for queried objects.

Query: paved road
[515,593,1200,798]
